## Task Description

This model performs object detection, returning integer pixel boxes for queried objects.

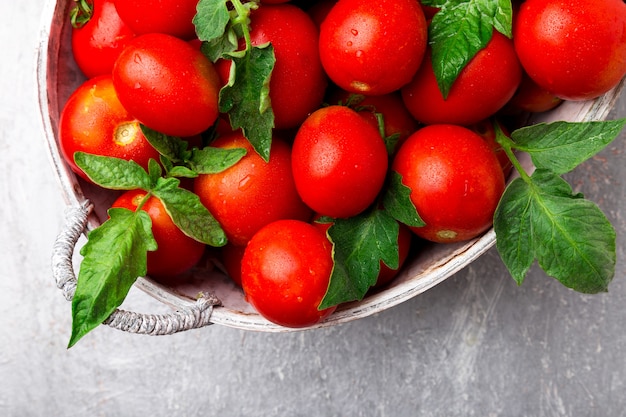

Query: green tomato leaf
[219,45,275,162]
[74,152,152,191]
[141,125,192,163]
[494,169,616,293]
[193,0,230,40]
[152,177,227,247]
[189,146,247,174]
[69,208,157,348]
[383,171,425,228]
[510,119,626,175]
[319,209,400,309]
[429,0,513,98]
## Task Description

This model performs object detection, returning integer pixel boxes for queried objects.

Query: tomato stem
[494,122,531,183]
[70,0,93,29]
[229,0,259,51]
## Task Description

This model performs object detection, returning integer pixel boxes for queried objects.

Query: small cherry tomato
[113,0,198,40]
[71,0,135,78]
[392,124,505,243]
[247,4,328,129]
[291,105,389,218]
[112,189,206,282]
[501,72,563,115]
[241,219,336,327]
[58,75,160,182]
[468,118,514,179]
[112,33,221,137]
[514,0,626,101]
[401,31,522,126]
[194,131,312,246]
[319,0,427,95]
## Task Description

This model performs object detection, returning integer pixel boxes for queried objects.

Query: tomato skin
[193,131,312,247]
[58,75,161,182]
[468,119,513,179]
[319,0,427,96]
[248,4,328,129]
[111,190,206,282]
[112,33,220,137]
[71,0,135,79]
[392,124,505,243]
[241,219,336,327]
[113,0,198,40]
[514,0,626,101]
[291,105,389,219]
[401,31,522,126]
[501,72,563,115]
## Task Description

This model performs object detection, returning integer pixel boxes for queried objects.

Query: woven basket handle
[51,200,220,336]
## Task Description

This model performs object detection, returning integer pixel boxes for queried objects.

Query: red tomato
[247,4,328,129]
[241,219,336,327]
[392,124,505,243]
[306,0,337,28]
[58,75,160,182]
[501,71,563,115]
[313,217,412,289]
[327,88,419,153]
[112,33,220,137]
[112,190,206,282]
[113,0,198,40]
[401,31,522,126]
[219,243,246,287]
[514,0,626,101]
[193,131,312,246]
[71,0,135,79]
[291,105,389,219]
[319,0,427,96]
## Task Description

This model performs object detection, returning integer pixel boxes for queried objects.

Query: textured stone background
[2,1,626,416]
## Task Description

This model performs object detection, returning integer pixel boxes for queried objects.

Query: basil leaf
[511,119,626,174]
[319,209,400,309]
[494,169,616,293]
[383,171,425,228]
[219,45,275,162]
[152,177,227,247]
[74,152,152,191]
[429,0,513,98]
[69,208,156,347]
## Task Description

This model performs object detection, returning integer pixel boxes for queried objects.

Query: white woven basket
[37,0,626,334]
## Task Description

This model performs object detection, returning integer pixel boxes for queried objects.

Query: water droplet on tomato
[355,50,363,58]
[351,29,358,36]
[238,175,252,191]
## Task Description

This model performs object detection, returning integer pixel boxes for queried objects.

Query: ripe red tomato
[241,219,336,327]
[113,0,198,40]
[401,31,522,126]
[291,105,389,219]
[468,119,513,179]
[193,131,312,246]
[58,75,161,182]
[247,4,328,130]
[514,0,626,101]
[501,72,563,115]
[319,0,427,96]
[392,124,505,243]
[327,89,419,153]
[71,0,135,79]
[112,33,221,137]
[112,189,206,282]
[219,243,246,287]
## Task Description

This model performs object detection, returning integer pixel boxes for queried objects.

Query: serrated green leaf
[219,45,275,162]
[510,119,626,175]
[193,0,231,44]
[383,171,425,228]
[189,146,247,174]
[494,169,615,293]
[319,209,400,309]
[152,177,227,247]
[200,27,240,63]
[69,208,156,347]
[141,125,191,163]
[74,152,152,191]
[429,0,513,98]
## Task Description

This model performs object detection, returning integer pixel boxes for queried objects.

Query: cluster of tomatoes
[59,0,626,327]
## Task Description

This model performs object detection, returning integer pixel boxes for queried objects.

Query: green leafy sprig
[194,0,275,161]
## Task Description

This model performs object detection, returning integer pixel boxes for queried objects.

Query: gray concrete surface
[3,1,626,416]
